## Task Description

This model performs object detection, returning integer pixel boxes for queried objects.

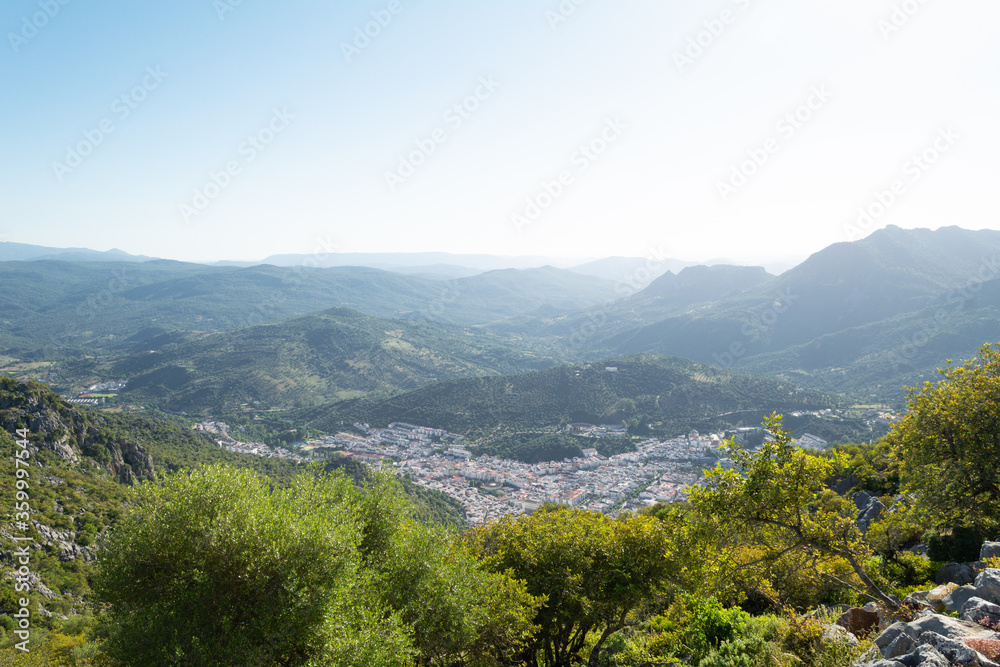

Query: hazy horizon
[3,1,998,266]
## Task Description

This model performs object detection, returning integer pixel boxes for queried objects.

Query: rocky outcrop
[0,378,155,484]
[853,491,885,533]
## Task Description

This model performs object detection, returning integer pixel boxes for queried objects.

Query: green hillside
[0,260,617,357]
[300,353,838,440]
[0,376,465,628]
[101,308,555,413]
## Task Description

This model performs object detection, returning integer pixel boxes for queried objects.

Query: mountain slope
[106,308,555,413]
[300,354,837,439]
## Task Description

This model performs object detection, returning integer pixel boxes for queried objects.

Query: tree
[95,465,412,666]
[466,505,677,667]
[688,414,897,610]
[94,464,538,666]
[886,343,1000,535]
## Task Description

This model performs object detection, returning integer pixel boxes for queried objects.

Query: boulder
[927,583,958,604]
[982,542,1000,562]
[917,630,1000,666]
[883,633,918,660]
[946,586,982,613]
[938,562,978,586]
[857,661,905,667]
[976,570,1000,604]
[824,622,860,648]
[896,645,951,667]
[962,597,1000,629]
[854,490,874,510]
[838,607,880,637]
[858,497,886,533]
[909,613,990,640]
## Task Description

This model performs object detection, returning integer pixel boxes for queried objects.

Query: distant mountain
[638,265,773,305]
[300,353,837,440]
[106,308,556,413]
[567,256,682,284]
[249,251,583,273]
[0,242,156,263]
[0,261,618,355]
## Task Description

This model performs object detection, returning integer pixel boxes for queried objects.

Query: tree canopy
[887,342,1000,535]
[467,505,677,667]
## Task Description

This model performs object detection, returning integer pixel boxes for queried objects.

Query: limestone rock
[976,570,1000,604]
[982,542,1000,562]
[962,597,1000,629]
[938,562,977,586]
[947,586,982,613]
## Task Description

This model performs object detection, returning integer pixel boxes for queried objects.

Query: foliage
[467,505,676,667]
[923,525,991,563]
[94,464,536,666]
[302,355,838,441]
[886,343,1000,534]
[688,414,896,610]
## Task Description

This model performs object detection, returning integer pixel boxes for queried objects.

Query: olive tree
[467,505,677,667]
[887,343,1000,534]
[688,414,897,609]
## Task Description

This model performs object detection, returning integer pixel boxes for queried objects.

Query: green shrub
[925,526,988,562]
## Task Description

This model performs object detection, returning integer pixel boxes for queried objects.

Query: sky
[1,0,998,267]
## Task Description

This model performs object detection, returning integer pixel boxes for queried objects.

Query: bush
[924,526,988,563]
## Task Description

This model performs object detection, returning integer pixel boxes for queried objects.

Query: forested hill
[108,307,556,413]
[300,353,837,438]
[0,376,465,622]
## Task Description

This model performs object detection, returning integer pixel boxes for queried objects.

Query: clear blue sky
[1,0,998,265]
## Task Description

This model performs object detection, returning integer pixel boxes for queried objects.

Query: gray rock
[856,661,905,667]
[982,542,1000,562]
[947,586,982,612]
[939,562,978,586]
[854,490,873,510]
[976,569,1000,604]
[904,645,951,667]
[883,633,917,659]
[910,613,989,640]
[918,630,1000,666]
[876,622,920,653]
[962,596,1000,629]
[858,497,886,533]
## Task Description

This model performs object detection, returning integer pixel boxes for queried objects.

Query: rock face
[982,543,1000,562]
[0,378,155,484]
